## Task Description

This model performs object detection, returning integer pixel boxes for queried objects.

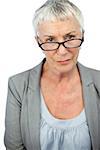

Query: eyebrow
[64,31,76,36]
[43,31,76,38]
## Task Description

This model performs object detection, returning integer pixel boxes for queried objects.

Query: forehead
[37,17,81,37]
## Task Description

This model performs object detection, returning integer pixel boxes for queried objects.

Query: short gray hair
[33,0,84,33]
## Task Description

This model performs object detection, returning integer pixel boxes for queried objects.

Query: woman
[4,0,100,150]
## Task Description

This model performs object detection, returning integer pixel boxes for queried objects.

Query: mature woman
[4,0,100,150]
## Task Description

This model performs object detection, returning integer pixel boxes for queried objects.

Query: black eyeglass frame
[38,37,84,51]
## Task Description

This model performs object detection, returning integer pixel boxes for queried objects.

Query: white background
[0,0,100,149]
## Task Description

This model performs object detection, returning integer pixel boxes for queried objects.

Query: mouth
[57,59,71,65]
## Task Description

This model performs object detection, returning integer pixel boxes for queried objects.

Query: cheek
[44,51,55,60]
[71,50,80,64]
[72,49,80,58]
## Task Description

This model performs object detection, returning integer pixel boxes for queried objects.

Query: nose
[57,44,68,55]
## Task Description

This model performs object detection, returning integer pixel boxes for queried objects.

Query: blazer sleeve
[4,77,26,150]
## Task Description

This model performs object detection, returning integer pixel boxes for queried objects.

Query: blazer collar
[77,62,93,86]
[27,58,98,150]
[77,62,98,149]
[28,59,45,91]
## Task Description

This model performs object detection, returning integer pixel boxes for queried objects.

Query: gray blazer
[4,59,100,150]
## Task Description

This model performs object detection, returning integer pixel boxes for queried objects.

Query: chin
[55,60,76,73]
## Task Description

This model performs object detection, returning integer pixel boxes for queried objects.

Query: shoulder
[8,61,43,100]
[78,62,100,93]
[9,68,32,85]
[78,62,100,75]
[9,61,42,85]
[7,68,32,103]
[80,63,100,79]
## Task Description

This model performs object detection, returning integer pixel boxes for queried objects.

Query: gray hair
[33,0,84,33]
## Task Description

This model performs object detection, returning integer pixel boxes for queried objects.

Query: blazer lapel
[78,62,99,150]
[27,61,44,150]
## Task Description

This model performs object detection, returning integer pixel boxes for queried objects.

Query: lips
[58,59,70,62]
[57,59,71,62]
[57,59,71,64]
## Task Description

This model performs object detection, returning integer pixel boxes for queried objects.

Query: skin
[36,17,84,119]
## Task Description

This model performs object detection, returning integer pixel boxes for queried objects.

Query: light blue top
[40,91,92,150]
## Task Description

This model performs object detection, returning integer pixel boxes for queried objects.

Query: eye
[69,35,76,39]
[65,35,76,40]
[45,37,54,42]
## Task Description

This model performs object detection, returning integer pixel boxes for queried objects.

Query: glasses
[38,37,84,51]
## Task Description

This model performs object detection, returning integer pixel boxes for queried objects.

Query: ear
[35,36,42,44]
[35,36,38,42]
[82,29,85,38]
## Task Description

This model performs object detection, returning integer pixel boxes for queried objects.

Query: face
[36,17,83,75]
